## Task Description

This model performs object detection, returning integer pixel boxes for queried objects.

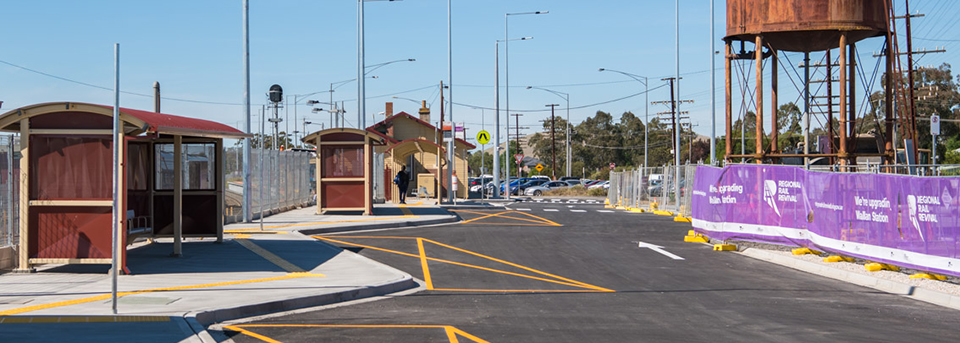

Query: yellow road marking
[455,209,561,226]
[314,236,610,291]
[431,288,611,293]
[235,239,308,273]
[0,316,170,323]
[223,325,283,343]
[225,230,288,234]
[320,235,417,240]
[228,215,418,231]
[0,273,324,316]
[417,238,434,290]
[424,238,612,292]
[225,324,490,343]
[398,204,414,216]
[446,326,460,343]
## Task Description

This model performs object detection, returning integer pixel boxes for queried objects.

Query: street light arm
[526,86,568,101]
[598,68,648,86]
[365,58,415,75]
[507,11,548,16]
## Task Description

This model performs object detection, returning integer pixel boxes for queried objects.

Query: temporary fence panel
[0,135,19,248]
[248,149,312,220]
[691,164,960,277]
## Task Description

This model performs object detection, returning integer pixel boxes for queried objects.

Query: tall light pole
[674,0,681,207]
[505,11,546,199]
[447,0,454,204]
[242,0,252,223]
[494,37,532,198]
[527,86,570,176]
[358,0,403,130]
[709,0,717,165]
[599,68,649,169]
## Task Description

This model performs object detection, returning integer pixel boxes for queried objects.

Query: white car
[523,181,572,196]
[589,180,609,189]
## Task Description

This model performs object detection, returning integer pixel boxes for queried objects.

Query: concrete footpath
[0,201,465,342]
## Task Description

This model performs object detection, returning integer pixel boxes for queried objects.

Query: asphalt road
[221,199,960,342]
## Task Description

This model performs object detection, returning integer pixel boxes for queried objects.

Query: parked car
[559,176,580,181]
[514,179,550,195]
[589,180,609,189]
[524,180,572,196]
[469,176,493,193]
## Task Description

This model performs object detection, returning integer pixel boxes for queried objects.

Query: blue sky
[1,1,957,150]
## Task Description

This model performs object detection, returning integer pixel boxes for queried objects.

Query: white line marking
[570,209,587,213]
[516,208,531,211]
[543,209,559,212]
[597,210,614,213]
[638,241,684,260]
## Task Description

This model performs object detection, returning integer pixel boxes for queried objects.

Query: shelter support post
[16,118,31,272]
[216,139,224,243]
[173,135,182,257]
[364,138,372,215]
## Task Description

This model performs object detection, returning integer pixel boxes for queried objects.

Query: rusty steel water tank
[726,0,888,52]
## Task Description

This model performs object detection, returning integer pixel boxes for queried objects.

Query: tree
[467,150,494,177]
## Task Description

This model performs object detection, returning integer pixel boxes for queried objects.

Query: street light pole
[504,11,546,199]
[447,0,454,204]
[599,68,649,169]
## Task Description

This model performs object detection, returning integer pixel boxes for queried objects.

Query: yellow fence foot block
[791,248,823,256]
[910,273,948,281]
[713,244,737,251]
[673,216,691,223]
[630,208,645,213]
[653,210,674,216]
[684,235,709,243]
[864,263,900,272]
[823,255,855,263]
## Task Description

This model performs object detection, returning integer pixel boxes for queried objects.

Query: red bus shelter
[0,102,248,273]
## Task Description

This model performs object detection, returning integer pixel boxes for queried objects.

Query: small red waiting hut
[302,127,385,215]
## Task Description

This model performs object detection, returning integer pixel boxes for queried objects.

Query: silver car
[523,181,571,196]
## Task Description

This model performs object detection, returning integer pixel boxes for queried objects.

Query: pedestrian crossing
[516,198,604,205]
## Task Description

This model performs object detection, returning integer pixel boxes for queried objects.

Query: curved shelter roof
[302,127,387,146]
[0,102,249,139]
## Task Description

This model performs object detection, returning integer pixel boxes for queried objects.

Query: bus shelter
[302,128,385,215]
[0,102,248,273]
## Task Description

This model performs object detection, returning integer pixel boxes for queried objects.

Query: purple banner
[692,165,960,277]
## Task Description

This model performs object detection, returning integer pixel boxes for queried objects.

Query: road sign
[515,154,524,164]
[535,163,544,172]
[931,114,941,135]
[476,130,490,145]
[609,163,616,170]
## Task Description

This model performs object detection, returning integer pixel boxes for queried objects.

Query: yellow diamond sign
[535,163,544,172]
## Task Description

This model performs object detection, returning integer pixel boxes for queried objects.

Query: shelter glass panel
[30,136,111,200]
[155,143,216,190]
[321,146,363,178]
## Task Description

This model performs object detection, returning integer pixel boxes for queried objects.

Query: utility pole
[546,104,559,179]
[653,78,693,163]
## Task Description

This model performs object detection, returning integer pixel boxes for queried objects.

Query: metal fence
[249,149,313,219]
[0,135,18,248]
[608,164,697,218]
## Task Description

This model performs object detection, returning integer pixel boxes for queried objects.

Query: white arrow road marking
[637,241,684,260]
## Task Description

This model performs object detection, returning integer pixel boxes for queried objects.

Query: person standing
[451,170,459,204]
[395,165,410,204]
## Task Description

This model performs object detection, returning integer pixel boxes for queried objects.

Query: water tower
[723,0,893,165]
